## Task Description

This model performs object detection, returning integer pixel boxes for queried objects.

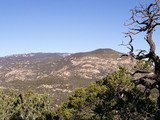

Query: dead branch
[127,70,151,76]
[124,0,160,62]
[131,73,158,90]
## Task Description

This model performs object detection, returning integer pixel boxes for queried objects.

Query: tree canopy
[0,90,55,120]
[55,67,156,120]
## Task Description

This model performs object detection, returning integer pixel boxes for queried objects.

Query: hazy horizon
[0,0,159,57]
[1,48,119,57]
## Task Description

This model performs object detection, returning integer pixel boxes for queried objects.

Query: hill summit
[0,48,132,107]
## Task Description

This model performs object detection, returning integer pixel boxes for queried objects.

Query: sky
[0,0,159,57]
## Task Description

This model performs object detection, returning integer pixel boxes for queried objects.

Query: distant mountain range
[0,48,133,108]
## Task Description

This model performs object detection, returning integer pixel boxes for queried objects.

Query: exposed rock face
[0,48,134,108]
[0,49,132,82]
[54,56,132,79]
[0,53,70,82]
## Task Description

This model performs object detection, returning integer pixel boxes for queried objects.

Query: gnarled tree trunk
[123,0,160,109]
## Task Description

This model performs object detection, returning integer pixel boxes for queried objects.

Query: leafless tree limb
[124,0,160,61]
[131,73,158,90]
[123,0,160,101]
[127,70,151,76]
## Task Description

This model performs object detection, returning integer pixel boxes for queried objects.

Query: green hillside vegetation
[0,60,159,120]
[0,75,95,108]
[0,89,55,120]
[55,66,157,120]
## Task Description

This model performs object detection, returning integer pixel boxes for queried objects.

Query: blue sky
[0,0,159,57]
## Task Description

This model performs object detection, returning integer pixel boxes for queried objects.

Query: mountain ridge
[0,48,131,82]
[0,48,133,108]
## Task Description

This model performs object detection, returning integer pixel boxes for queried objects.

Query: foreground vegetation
[0,89,55,120]
[0,65,159,120]
[55,67,158,120]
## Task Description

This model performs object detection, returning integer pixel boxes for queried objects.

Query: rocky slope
[0,48,133,108]
[0,53,70,82]
[52,49,132,80]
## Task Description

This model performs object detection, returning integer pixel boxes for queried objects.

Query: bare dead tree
[124,0,160,108]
